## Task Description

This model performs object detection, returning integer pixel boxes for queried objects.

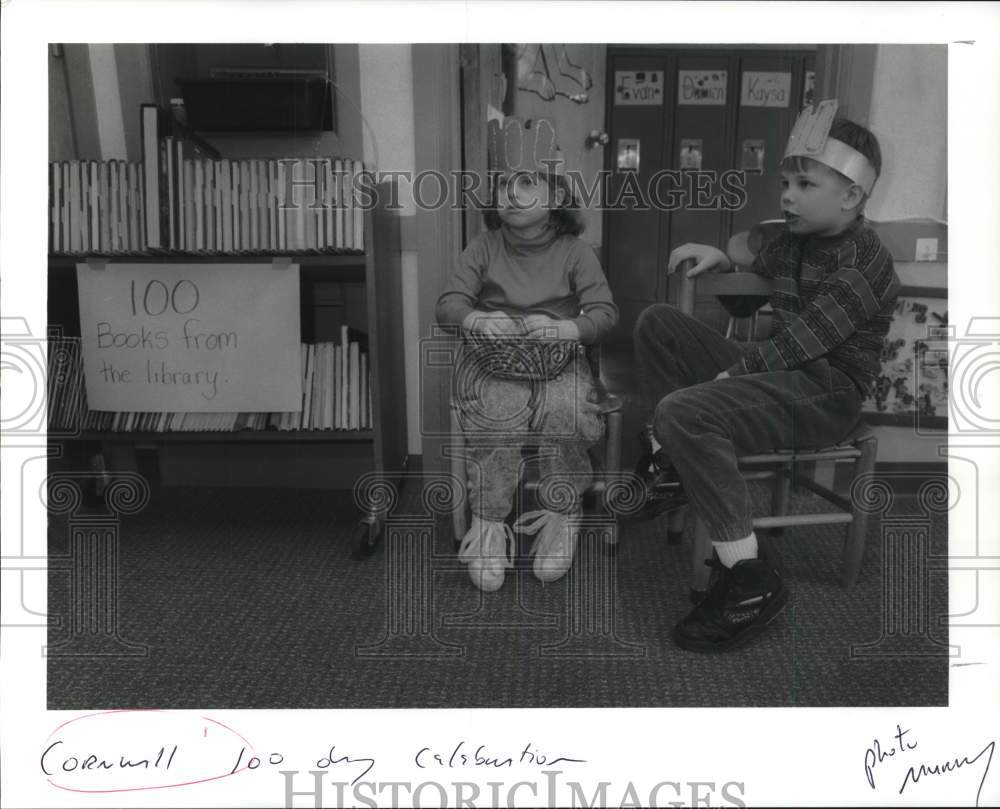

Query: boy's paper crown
[784,99,877,194]
[488,117,566,176]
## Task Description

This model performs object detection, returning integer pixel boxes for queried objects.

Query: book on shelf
[331,343,340,429]
[359,354,369,430]
[333,157,345,250]
[349,340,360,430]
[312,342,324,430]
[301,343,315,429]
[339,325,349,428]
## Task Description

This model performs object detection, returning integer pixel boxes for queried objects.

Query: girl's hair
[483,171,587,236]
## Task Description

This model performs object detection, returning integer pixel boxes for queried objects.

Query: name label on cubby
[76,263,302,412]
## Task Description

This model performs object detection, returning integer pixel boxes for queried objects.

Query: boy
[634,101,900,652]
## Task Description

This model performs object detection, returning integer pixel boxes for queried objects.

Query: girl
[435,117,618,592]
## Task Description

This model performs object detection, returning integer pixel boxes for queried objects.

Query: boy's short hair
[828,118,883,180]
[483,172,587,236]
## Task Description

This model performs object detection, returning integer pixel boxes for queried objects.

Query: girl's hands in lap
[522,314,580,342]
[462,310,521,338]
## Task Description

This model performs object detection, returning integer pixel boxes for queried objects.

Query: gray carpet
[47,480,949,709]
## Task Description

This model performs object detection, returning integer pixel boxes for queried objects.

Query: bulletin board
[76,262,303,413]
[861,286,949,428]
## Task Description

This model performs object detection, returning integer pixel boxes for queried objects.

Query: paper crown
[784,99,878,194]
[487,117,566,176]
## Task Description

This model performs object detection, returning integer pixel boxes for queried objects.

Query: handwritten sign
[677,70,727,106]
[76,262,302,412]
[40,711,260,793]
[741,71,792,107]
[38,711,591,800]
[863,724,995,808]
[614,70,664,105]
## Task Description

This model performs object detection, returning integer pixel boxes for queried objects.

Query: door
[603,46,815,343]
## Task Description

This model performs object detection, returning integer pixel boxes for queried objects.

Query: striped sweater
[727,217,901,396]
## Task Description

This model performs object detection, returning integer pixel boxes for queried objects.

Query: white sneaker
[514,510,579,583]
[458,516,514,592]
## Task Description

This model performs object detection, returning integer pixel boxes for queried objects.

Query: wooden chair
[449,344,624,545]
[674,251,878,589]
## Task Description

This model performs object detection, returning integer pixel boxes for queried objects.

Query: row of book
[141,105,366,255]
[46,335,373,434]
[49,104,367,256]
[49,160,147,255]
[293,327,372,431]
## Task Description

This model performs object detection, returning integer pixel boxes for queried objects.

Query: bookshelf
[47,169,406,549]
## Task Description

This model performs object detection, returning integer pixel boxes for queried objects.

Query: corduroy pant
[634,304,864,543]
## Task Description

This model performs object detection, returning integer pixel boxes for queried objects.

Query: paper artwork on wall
[862,290,949,428]
[515,44,593,104]
[677,70,727,106]
[741,71,792,107]
[614,71,664,106]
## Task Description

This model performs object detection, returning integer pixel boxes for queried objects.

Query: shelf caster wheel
[351,515,383,560]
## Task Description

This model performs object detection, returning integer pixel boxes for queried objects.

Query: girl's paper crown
[784,99,877,194]
[488,117,566,176]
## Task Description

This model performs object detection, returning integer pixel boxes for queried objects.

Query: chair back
[676,259,775,342]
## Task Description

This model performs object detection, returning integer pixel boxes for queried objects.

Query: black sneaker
[635,428,672,482]
[673,554,789,653]
[630,430,688,521]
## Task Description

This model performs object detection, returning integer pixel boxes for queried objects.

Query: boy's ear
[841,181,867,211]
[553,184,568,207]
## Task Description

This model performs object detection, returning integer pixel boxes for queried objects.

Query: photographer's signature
[864,724,995,807]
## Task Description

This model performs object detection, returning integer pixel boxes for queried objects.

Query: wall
[833,44,949,467]
[510,44,607,251]
[48,46,77,161]
[866,45,948,222]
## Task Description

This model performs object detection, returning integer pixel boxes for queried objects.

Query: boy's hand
[668,243,732,278]
[462,310,521,338]
[714,370,730,380]
[522,314,580,342]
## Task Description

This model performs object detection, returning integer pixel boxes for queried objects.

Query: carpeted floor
[47,477,949,709]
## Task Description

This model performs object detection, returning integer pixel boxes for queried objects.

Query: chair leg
[770,463,791,538]
[667,505,686,545]
[605,410,623,473]
[691,515,713,592]
[842,436,879,587]
[602,409,624,553]
[450,405,469,545]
